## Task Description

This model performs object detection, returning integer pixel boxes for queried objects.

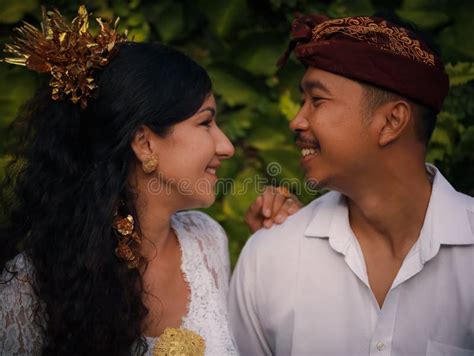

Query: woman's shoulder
[173,211,232,291]
[1,253,44,354]
[173,210,227,240]
[1,252,36,297]
[1,252,34,284]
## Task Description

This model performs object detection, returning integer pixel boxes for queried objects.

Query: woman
[0,6,301,356]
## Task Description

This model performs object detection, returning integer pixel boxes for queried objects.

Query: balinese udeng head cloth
[2,5,128,109]
[278,15,449,112]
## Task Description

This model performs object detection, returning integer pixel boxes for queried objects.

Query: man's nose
[290,108,310,132]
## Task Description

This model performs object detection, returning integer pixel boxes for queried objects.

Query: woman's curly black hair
[0,42,212,355]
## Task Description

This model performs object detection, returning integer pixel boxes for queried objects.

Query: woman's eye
[201,119,212,128]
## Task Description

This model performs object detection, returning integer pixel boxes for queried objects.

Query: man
[229,13,474,356]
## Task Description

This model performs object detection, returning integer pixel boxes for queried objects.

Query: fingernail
[264,220,273,228]
[264,208,271,217]
[275,214,283,223]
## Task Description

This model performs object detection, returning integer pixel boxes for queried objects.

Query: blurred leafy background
[1,0,473,265]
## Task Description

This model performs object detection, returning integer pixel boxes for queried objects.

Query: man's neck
[345,163,433,257]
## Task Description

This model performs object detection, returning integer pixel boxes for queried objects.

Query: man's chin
[304,176,323,192]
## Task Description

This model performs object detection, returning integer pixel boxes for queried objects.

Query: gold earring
[142,154,159,174]
[113,208,142,269]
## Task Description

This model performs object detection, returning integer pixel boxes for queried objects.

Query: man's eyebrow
[197,107,216,117]
[299,80,332,95]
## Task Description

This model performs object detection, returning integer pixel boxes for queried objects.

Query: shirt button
[376,342,385,351]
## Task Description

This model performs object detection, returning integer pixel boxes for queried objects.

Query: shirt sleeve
[0,254,44,355]
[229,236,272,356]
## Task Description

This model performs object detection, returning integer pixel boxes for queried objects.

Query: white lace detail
[143,211,237,355]
[0,211,238,356]
[0,253,44,355]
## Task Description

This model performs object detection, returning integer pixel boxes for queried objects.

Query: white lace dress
[0,210,238,355]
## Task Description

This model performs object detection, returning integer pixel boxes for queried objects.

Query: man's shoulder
[454,189,474,209]
[242,191,339,256]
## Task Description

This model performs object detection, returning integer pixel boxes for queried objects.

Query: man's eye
[311,96,323,104]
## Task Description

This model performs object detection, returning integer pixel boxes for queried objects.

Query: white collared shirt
[229,165,474,356]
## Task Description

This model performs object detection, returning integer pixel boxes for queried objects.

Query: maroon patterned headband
[279,15,449,112]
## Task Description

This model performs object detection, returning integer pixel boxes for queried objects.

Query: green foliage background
[1,0,473,265]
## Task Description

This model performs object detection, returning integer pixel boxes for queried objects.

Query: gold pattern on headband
[153,328,206,356]
[312,17,435,66]
[2,5,128,109]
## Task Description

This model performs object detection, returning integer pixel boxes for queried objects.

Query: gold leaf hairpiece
[2,5,128,109]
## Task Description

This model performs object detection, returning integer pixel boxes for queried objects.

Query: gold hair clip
[2,5,128,109]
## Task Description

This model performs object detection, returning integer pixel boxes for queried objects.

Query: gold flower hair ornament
[153,328,206,356]
[2,5,128,109]
[113,212,143,269]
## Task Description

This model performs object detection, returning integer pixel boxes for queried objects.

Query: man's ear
[130,125,156,162]
[378,100,412,147]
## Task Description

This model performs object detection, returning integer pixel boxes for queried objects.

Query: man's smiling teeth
[206,168,216,175]
[301,148,318,157]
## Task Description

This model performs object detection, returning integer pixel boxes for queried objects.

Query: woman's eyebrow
[197,107,216,117]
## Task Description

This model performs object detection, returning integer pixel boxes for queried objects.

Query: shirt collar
[304,164,474,260]
[422,164,474,243]
[303,191,353,255]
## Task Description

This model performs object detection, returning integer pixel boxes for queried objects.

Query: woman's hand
[245,186,304,233]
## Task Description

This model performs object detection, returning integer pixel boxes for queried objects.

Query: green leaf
[327,0,374,18]
[398,0,449,10]
[426,147,446,163]
[456,126,474,159]
[395,10,450,30]
[197,0,248,38]
[247,127,287,151]
[0,155,12,182]
[127,21,151,42]
[218,155,243,181]
[154,2,185,42]
[220,108,253,141]
[200,200,226,221]
[207,67,260,107]
[221,218,251,267]
[259,146,303,181]
[0,68,37,130]
[234,32,287,76]
[94,8,116,21]
[279,90,300,121]
[124,11,151,42]
[222,167,259,220]
[445,63,474,86]
[0,0,37,24]
[429,127,453,159]
[437,3,474,60]
[112,0,131,17]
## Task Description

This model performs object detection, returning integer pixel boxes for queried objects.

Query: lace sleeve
[1,253,44,355]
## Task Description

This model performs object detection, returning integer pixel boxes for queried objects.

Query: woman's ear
[378,100,412,147]
[130,125,155,163]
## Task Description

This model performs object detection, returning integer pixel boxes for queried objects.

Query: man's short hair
[360,82,438,146]
[360,11,440,146]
